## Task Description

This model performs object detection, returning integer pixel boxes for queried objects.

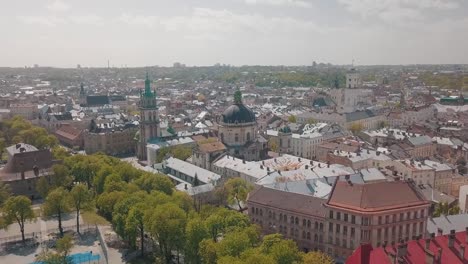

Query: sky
[1,0,468,67]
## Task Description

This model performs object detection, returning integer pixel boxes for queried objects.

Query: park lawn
[81,210,110,226]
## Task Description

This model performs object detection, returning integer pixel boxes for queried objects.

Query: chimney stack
[397,240,408,258]
[437,228,443,236]
[437,248,443,264]
[460,245,465,259]
[448,230,455,248]
[465,227,468,243]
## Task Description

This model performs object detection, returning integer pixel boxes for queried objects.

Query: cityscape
[1,1,468,264]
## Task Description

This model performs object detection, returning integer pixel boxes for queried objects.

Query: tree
[199,239,218,264]
[126,203,148,256]
[288,115,297,123]
[268,140,278,153]
[303,251,334,264]
[2,196,35,242]
[42,187,71,236]
[0,181,11,206]
[69,184,93,234]
[307,118,317,125]
[185,217,209,264]
[145,203,187,263]
[36,235,74,264]
[348,123,364,134]
[135,172,173,195]
[56,234,73,263]
[267,239,302,264]
[224,178,253,212]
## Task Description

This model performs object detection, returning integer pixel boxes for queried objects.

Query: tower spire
[234,89,242,104]
[144,71,153,97]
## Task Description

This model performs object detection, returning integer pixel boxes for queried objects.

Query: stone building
[84,120,138,156]
[247,178,431,260]
[324,179,431,258]
[218,91,267,161]
[0,143,58,199]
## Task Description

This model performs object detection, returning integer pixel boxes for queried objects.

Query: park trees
[69,183,93,234]
[224,178,253,211]
[0,181,11,206]
[42,187,72,237]
[303,251,334,264]
[145,203,187,263]
[288,115,297,123]
[2,195,35,242]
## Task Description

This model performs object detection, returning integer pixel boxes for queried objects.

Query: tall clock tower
[137,73,159,160]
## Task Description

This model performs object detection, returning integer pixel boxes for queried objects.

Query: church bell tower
[137,73,159,161]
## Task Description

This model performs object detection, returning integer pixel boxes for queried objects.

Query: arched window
[235,133,239,142]
[307,232,311,240]
[295,217,299,225]
[290,216,294,224]
[302,231,306,239]
[314,234,318,242]
[246,132,251,141]
[308,220,311,228]
[220,133,224,142]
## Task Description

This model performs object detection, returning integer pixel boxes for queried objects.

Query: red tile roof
[347,230,468,264]
[327,180,429,212]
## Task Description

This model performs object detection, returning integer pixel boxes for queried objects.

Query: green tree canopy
[2,195,35,242]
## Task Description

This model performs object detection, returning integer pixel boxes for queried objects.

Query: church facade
[218,91,267,161]
[137,74,160,161]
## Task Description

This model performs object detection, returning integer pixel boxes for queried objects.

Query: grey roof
[427,214,468,235]
[222,103,256,124]
[408,135,433,146]
[345,110,375,122]
[6,143,38,156]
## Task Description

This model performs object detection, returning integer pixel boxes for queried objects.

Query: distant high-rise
[137,73,159,160]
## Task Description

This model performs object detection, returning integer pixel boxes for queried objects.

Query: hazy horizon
[2,0,468,67]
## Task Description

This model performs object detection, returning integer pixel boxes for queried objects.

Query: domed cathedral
[218,90,267,161]
[137,73,160,161]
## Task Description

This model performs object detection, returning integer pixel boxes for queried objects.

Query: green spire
[144,72,153,97]
[234,90,242,104]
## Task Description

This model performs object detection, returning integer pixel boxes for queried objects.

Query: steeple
[79,82,85,96]
[144,72,154,98]
[234,90,242,104]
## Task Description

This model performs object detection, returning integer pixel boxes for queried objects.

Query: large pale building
[247,178,431,260]
[137,74,160,161]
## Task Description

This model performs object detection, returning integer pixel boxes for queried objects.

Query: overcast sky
[1,0,468,67]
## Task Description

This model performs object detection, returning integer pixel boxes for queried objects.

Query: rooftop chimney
[437,248,443,264]
[465,227,468,243]
[397,241,408,258]
[425,238,430,250]
[437,228,443,236]
[448,230,455,248]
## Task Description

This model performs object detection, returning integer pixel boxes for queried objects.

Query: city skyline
[2,0,468,67]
